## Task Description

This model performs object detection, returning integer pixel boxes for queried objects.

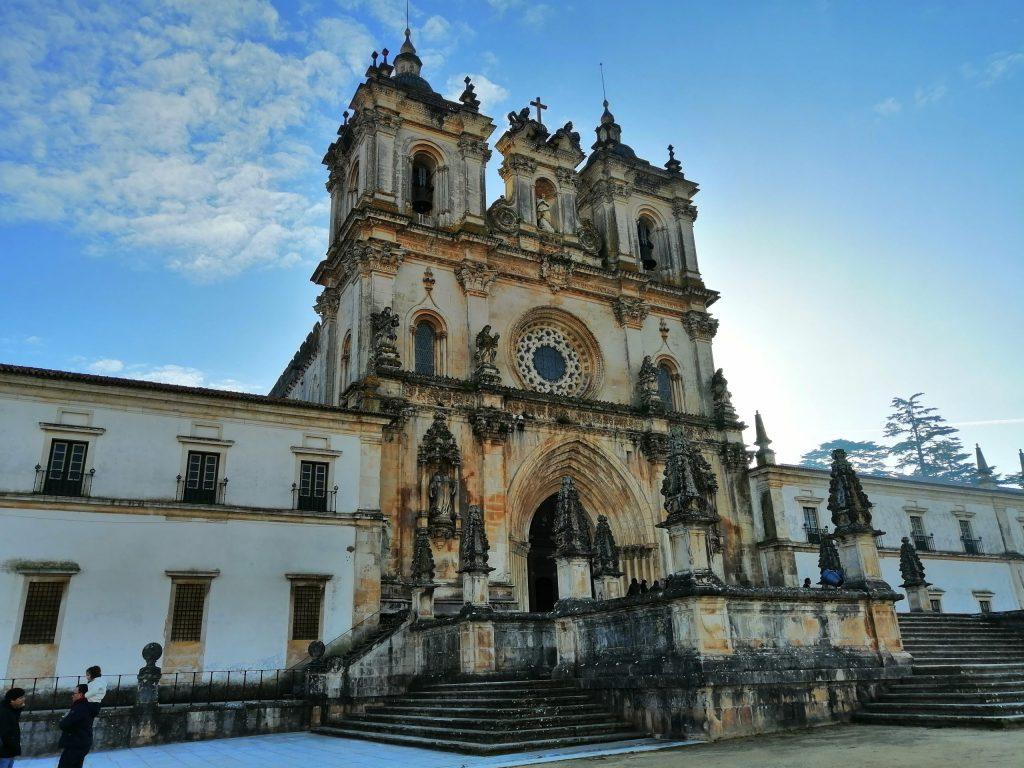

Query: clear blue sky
[1,1,1021,472]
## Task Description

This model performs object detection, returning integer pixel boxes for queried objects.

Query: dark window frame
[43,439,89,497]
[169,581,208,643]
[18,580,66,645]
[297,460,329,513]
[183,451,220,505]
[290,583,325,641]
[414,321,437,376]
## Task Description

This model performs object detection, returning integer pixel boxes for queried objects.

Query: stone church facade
[2,25,1022,744]
[270,30,754,614]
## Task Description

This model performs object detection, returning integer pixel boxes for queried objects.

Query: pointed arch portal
[507,437,663,610]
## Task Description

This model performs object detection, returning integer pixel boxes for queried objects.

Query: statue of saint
[536,197,556,232]
[428,468,456,525]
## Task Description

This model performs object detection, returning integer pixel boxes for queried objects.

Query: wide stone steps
[315,678,649,754]
[855,614,1024,729]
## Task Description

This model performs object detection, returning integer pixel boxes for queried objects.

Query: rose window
[514,326,585,396]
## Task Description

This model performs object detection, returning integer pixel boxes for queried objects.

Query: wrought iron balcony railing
[176,475,229,505]
[912,533,934,552]
[803,525,825,546]
[34,465,95,498]
[961,536,983,555]
[291,483,338,514]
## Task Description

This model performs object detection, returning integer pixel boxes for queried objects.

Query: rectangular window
[19,581,65,644]
[170,582,208,642]
[979,599,992,614]
[297,461,329,512]
[802,507,821,544]
[183,451,219,504]
[929,598,942,613]
[291,583,324,641]
[909,516,931,551]
[959,520,981,554]
[43,440,88,496]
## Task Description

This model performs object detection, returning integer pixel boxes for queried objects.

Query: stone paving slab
[15,732,698,768]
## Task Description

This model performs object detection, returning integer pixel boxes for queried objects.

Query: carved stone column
[656,428,722,586]
[682,310,718,418]
[552,476,593,601]
[827,449,891,592]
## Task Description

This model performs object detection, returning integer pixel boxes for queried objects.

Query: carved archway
[506,436,662,606]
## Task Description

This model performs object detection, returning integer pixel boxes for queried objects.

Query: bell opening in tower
[411,153,435,214]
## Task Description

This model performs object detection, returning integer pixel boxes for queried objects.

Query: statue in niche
[473,325,501,386]
[536,197,556,232]
[428,468,456,531]
[711,368,738,425]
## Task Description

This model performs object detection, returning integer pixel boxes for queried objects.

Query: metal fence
[1,668,305,712]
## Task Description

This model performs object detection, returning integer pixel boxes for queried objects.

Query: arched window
[414,321,437,376]
[411,153,436,214]
[637,215,657,270]
[341,332,352,388]
[656,363,674,409]
[534,178,557,232]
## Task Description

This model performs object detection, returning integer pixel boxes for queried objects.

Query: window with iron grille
[909,516,925,536]
[44,440,88,496]
[170,582,208,642]
[979,599,992,613]
[291,584,323,640]
[803,507,821,543]
[183,451,219,504]
[414,322,436,376]
[298,461,329,512]
[19,581,65,644]
[656,365,674,410]
[929,598,942,612]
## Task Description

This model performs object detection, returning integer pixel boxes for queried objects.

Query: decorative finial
[599,62,607,102]
[459,76,480,111]
[665,144,682,173]
[754,411,776,467]
[371,50,378,66]
[343,110,349,125]
[975,443,996,487]
[381,48,389,66]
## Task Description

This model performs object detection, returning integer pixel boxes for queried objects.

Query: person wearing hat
[0,687,26,768]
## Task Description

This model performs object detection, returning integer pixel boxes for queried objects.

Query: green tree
[883,393,973,483]
[800,439,890,475]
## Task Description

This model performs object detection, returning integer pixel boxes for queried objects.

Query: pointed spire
[753,411,776,467]
[393,26,424,79]
[827,449,875,534]
[975,443,996,488]
[1019,448,1023,476]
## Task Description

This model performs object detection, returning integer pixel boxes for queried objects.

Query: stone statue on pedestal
[536,197,556,232]
[636,355,663,413]
[472,325,501,386]
[369,307,401,372]
[827,449,875,535]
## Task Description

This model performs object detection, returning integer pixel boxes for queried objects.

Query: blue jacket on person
[58,699,97,752]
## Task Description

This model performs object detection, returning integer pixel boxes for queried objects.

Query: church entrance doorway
[527,494,559,612]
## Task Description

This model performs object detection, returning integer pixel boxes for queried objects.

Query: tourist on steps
[0,688,25,768]
[627,578,640,596]
[57,685,96,768]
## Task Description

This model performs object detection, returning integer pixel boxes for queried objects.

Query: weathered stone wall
[554,588,910,740]
[18,700,309,757]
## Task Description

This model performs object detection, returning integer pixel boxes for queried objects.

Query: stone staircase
[314,678,650,754]
[856,613,1024,728]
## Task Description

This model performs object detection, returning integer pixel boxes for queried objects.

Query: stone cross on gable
[530,96,548,125]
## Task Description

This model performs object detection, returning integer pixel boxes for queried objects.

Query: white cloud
[872,97,902,116]
[88,358,125,374]
[914,83,946,107]
[486,0,552,27]
[23,336,42,344]
[125,363,262,392]
[421,15,451,43]
[444,73,510,113]
[982,50,1024,86]
[522,4,552,28]
[0,1,372,281]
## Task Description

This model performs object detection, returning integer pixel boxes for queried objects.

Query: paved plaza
[15,724,1023,768]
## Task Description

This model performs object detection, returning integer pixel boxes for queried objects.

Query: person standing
[83,668,106,708]
[0,688,25,768]
[57,685,95,768]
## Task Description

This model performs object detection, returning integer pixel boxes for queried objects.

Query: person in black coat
[57,685,96,768]
[0,687,26,768]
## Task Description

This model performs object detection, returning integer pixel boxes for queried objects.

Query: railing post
[136,642,163,707]
[176,475,184,502]
[34,465,44,493]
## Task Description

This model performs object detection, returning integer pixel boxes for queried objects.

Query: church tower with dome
[271,25,753,613]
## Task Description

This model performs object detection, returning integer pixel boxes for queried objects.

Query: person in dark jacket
[0,687,26,768]
[57,685,96,768]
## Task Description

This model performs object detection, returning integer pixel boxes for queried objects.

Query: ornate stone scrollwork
[354,241,405,276]
[575,218,601,255]
[682,310,718,341]
[508,307,603,398]
[827,449,876,536]
[636,431,670,463]
[369,307,401,373]
[539,254,574,293]
[658,427,720,527]
[470,407,514,442]
[719,441,750,471]
[612,297,650,329]
[313,287,340,320]
[672,199,698,221]
[486,196,520,235]
[418,411,461,538]
[636,355,664,413]
[456,259,498,297]
[472,325,501,386]
[554,476,592,558]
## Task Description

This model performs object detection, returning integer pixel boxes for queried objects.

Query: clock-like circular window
[508,308,603,398]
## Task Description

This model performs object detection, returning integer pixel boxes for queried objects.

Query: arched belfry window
[637,215,657,270]
[346,163,359,214]
[411,153,436,215]
[655,358,681,411]
[414,320,437,376]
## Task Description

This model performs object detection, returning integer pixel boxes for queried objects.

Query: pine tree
[800,439,890,475]
[883,393,973,483]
